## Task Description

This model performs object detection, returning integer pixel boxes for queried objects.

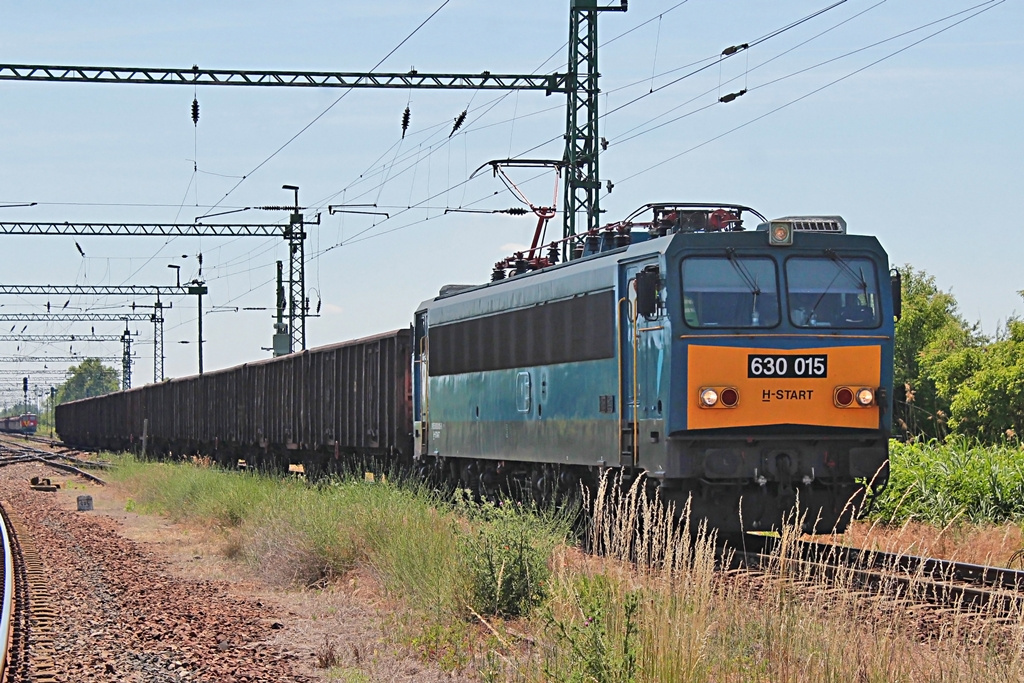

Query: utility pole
[564,0,628,253]
[193,283,206,374]
[282,186,306,353]
[120,321,134,389]
[273,260,289,356]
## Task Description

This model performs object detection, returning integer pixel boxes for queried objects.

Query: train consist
[0,413,38,435]
[57,203,898,535]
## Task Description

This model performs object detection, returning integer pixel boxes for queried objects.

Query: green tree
[893,266,981,439]
[56,358,119,404]
[941,317,1024,441]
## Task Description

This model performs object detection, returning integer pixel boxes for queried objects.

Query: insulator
[401,106,411,138]
[191,98,200,126]
[450,109,467,138]
[719,89,747,104]
[721,43,748,57]
[501,207,529,216]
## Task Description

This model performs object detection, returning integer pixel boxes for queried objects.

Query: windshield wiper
[726,248,762,324]
[806,250,868,324]
[725,248,761,296]
[825,249,868,292]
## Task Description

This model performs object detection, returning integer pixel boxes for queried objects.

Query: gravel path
[0,460,467,682]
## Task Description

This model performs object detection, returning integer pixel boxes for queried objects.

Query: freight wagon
[56,330,412,472]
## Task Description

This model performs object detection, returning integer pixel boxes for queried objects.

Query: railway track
[728,536,1024,621]
[0,434,108,485]
[0,500,58,682]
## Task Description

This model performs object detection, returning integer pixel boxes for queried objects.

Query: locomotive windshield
[681,256,780,328]
[786,255,881,328]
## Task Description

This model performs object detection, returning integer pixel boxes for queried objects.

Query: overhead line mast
[0,0,626,254]
[2,1,627,364]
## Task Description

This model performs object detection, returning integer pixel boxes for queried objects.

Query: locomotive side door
[413,310,428,456]
[618,259,664,467]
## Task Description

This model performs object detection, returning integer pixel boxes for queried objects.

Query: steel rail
[730,539,1024,619]
[798,540,1024,593]
[0,437,109,483]
[0,503,13,682]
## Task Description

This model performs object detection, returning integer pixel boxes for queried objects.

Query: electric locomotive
[414,204,897,534]
[0,413,38,435]
[55,202,897,537]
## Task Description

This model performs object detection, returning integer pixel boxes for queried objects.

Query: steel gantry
[0,311,164,381]
[0,333,134,389]
[0,356,119,362]
[0,284,205,384]
[0,334,123,342]
[0,1,627,250]
[0,313,152,322]
[0,65,562,91]
[0,220,310,354]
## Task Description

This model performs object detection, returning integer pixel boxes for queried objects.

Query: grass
[870,436,1024,526]
[104,454,1024,681]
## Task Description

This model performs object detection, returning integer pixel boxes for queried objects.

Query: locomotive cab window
[786,255,881,328]
[681,256,780,328]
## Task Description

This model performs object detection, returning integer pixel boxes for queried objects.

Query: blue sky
[0,0,1020,396]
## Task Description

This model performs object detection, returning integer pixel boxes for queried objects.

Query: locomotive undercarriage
[655,434,890,534]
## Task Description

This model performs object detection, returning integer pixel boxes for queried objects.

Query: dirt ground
[14,463,470,682]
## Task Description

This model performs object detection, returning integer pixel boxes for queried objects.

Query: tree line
[895,267,1023,442]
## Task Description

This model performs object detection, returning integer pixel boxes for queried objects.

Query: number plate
[747,354,828,378]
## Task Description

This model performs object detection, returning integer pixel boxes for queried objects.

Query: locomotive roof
[417,228,887,326]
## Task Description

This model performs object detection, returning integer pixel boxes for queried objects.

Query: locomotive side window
[786,256,881,328]
[681,256,780,328]
[428,290,615,376]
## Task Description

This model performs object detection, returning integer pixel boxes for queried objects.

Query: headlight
[700,388,719,407]
[856,388,874,406]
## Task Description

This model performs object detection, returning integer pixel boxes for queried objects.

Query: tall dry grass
[507,471,1024,683]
